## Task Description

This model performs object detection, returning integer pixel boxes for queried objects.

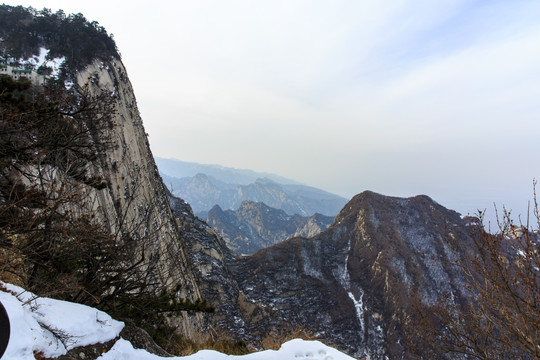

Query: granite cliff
[0,5,207,339]
[71,59,207,336]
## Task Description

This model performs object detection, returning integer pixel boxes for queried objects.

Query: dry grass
[158,328,251,356]
[163,327,320,356]
[0,247,26,287]
[260,328,319,351]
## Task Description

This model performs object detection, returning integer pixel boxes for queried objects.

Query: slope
[188,191,473,358]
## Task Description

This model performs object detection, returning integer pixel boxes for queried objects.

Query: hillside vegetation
[0,4,118,77]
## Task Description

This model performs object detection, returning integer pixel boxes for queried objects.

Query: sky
[4,0,540,225]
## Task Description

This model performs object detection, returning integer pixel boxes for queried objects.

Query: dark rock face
[206,200,333,255]
[172,190,473,359]
[56,338,118,360]
[119,320,171,357]
[232,191,471,358]
[168,194,247,339]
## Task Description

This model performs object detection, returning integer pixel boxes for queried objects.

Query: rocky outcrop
[168,194,249,341]
[206,200,333,254]
[177,190,472,358]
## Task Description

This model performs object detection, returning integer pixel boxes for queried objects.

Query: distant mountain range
[155,157,302,185]
[206,200,334,255]
[155,157,348,217]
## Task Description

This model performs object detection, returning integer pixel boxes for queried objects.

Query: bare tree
[0,77,212,326]
[0,77,114,289]
[408,183,540,359]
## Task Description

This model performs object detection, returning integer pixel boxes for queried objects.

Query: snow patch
[0,283,123,359]
[331,238,366,337]
[99,338,355,360]
[347,290,365,334]
[10,47,65,77]
[35,47,65,76]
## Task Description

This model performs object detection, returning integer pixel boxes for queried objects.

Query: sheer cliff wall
[73,59,205,337]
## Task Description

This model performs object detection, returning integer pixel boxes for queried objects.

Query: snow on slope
[0,283,354,360]
[0,283,123,359]
[23,47,65,77]
[101,338,354,360]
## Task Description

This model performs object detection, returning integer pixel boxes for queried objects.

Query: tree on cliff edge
[0,75,115,297]
[0,77,212,333]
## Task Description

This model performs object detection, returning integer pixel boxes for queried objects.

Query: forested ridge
[0,4,118,76]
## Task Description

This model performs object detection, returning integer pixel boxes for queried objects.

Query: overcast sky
[5,0,540,224]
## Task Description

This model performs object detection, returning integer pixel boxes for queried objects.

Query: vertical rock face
[73,59,204,336]
[190,190,473,358]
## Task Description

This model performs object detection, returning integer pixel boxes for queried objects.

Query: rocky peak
[335,190,459,225]
[211,191,473,358]
[206,200,333,255]
[192,172,211,181]
[235,200,290,221]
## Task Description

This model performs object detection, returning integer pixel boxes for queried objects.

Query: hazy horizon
[4,0,539,225]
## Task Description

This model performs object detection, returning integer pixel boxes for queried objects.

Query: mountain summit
[181,190,473,358]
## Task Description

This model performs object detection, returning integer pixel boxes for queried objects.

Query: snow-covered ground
[0,283,354,360]
[0,283,122,359]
